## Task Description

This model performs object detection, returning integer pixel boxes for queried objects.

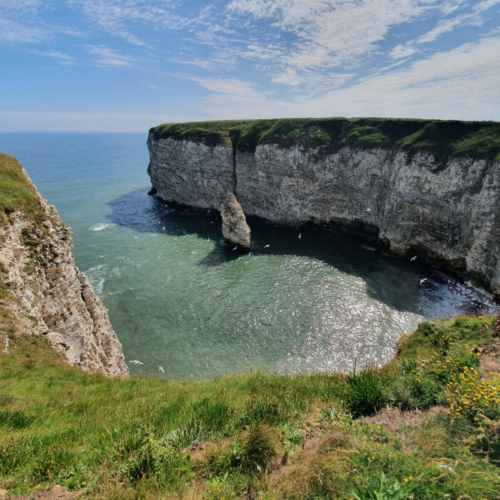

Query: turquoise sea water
[0,133,497,379]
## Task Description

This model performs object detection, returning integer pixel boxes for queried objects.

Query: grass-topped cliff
[1,316,500,499]
[0,153,47,228]
[150,118,500,162]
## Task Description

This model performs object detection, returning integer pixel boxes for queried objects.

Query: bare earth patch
[5,486,81,500]
[359,406,445,435]
[478,338,500,380]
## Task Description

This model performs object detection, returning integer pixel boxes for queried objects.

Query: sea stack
[220,192,251,251]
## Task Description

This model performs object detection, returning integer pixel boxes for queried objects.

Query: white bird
[264,244,270,248]
[158,366,164,373]
[129,360,143,365]
[134,236,137,239]
[233,246,238,250]
[366,208,371,212]
[248,252,252,256]
[211,221,214,224]
[162,227,165,230]
[298,233,302,240]
[420,278,428,285]
[410,256,417,261]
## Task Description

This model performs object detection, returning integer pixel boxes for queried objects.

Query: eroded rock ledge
[0,167,128,377]
[147,118,500,293]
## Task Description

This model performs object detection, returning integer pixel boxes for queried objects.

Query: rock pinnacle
[220,192,251,251]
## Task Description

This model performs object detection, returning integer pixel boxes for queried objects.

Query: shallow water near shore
[1,133,498,379]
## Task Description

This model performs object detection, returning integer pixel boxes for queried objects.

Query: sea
[0,133,497,379]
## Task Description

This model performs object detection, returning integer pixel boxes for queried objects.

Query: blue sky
[1,0,499,131]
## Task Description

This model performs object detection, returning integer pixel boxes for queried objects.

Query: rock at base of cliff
[220,193,251,251]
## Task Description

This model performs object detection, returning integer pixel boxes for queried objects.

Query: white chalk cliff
[147,127,500,293]
[0,166,128,377]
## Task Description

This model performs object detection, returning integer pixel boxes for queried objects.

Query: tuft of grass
[344,368,387,418]
[0,153,46,227]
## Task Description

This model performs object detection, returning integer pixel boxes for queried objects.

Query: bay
[0,133,496,379]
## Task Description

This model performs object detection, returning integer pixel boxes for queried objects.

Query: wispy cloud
[474,0,500,13]
[0,17,52,44]
[0,0,84,45]
[0,0,40,11]
[226,0,437,75]
[32,50,74,60]
[389,43,419,60]
[194,34,500,121]
[86,45,137,67]
[68,0,196,46]
[417,13,484,44]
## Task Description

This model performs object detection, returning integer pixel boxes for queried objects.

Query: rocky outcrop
[147,122,500,293]
[0,167,128,377]
[220,193,251,250]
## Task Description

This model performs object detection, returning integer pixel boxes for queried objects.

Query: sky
[0,0,499,131]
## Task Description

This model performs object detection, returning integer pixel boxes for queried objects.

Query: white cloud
[417,13,483,43]
[474,0,500,13]
[0,17,51,44]
[389,43,419,60]
[0,0,40,11]
[86,45,137,67]
[32,50,74,60]
[69,0,195,45]
[194,34,500,121]
[226,0,438,74]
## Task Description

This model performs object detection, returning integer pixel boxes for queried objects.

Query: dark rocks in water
[220,192,251,251]
[147,187,157,196]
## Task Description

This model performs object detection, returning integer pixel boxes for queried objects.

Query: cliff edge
[147,117,500,292]
[0,153,128,377]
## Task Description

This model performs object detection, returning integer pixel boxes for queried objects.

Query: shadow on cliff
[107,188,490,317]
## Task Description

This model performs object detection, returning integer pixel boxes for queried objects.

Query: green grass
[1,315,500,498]
[150,117,500,161]
[0,153,46,227]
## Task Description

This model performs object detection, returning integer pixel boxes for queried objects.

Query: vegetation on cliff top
[150,118,500,162]
[0,153,46,227]
[1,315,500,499]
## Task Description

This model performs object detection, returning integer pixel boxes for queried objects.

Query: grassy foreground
[1,316,500,499]
[150,118,500,162]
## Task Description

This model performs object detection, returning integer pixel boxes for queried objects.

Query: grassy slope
[1,317,500,499]
[0,153,46,228]
[150,118,500,162]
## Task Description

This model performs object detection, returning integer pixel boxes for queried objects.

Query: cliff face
[147,118,500,292]
[0,156,128,377]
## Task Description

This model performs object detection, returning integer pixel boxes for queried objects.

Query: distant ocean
[0,133,497,379]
